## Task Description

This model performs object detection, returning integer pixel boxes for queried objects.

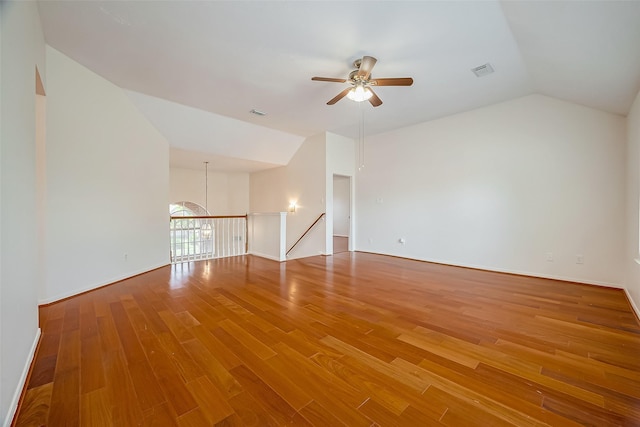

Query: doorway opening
[332,174,351,253]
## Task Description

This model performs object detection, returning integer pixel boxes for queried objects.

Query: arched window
[169,201,210,217]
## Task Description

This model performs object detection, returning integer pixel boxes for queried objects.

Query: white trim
[38,263,168,305]
[625,288,640,321]
[456,263,623,289]
[3,329,41,427]
[248,212,287,217]
[249,251,285,262]
[333,234,349,238]
[634,258,640,265]
[357,251,623,289]
[286,251,328,260]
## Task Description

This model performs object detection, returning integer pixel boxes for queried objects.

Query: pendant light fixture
[357,101,366,170]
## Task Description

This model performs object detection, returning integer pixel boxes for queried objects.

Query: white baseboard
[38,262,169,305]
[625,288,640,321]
[3,329,41,427]
[249,251,285,262]
[286,251,328,260]
[357,250,623,289]
[456,262,623,289]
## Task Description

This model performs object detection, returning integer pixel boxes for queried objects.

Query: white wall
[357,94,626,287]
[251,134,327,259]
[0,2,46,424]
[169,166,249,215]
[625,90,640,316]
[35,94,47,305]
[43,46,170,303]
[248,212,286,261]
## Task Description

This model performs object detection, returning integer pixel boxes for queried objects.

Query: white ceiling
[37,0,640,171]
[125,90,304,172]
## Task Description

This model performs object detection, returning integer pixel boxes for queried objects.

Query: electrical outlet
[576,255,584,264]
[546,252,553,262]
[124,253,128,261]
[399,238,406,244]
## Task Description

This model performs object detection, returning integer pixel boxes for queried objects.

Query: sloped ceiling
[37,0,640,171]
[502,1,640,115]
[125,91,303,172]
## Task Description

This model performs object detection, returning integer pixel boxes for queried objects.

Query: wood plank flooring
[13,252,640,426]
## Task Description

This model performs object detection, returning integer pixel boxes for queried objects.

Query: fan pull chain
[358,101,365,171]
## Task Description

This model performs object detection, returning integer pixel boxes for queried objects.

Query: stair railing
[286,212,326,256]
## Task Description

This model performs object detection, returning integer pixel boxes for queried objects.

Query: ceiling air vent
[250,109,267,116]
[471,63,494,77]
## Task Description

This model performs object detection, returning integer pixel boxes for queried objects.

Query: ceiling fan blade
[312,77,347,83]
[327,88,351,105]
[368,88,383,107]
[370,77,414,86]
[357,56,377,80]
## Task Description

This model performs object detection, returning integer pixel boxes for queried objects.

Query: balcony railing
[170,215,247,263]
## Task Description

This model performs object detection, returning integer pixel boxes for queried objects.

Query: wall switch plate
[576,255,584,264]
[546,252,553,262]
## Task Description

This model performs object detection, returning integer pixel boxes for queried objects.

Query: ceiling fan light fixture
[347,85,373,102]
[312,55,411,107]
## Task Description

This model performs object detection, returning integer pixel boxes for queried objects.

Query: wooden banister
[286,212,326,256]
[170,215,248,220]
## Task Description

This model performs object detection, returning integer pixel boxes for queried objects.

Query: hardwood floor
[14,252,640,426]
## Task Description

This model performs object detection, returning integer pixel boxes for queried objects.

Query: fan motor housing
[349,69,368,83]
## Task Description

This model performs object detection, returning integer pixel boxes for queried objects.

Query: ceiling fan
[312,56,413,107]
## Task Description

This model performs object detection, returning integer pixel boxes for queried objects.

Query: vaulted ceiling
[37,0,640,171]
